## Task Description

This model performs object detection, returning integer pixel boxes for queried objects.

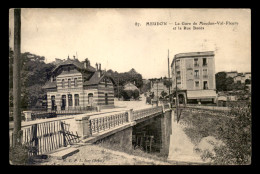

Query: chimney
[99,63,101,71]
[68,55,69,60]
[84,62,87,69]
[73,55,75,59]
[96,63,98,71]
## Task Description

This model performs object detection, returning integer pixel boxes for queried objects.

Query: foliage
[213,102,251,165]
[120,90,133,100]
[161,91,167,99]
[215,72,246,92]
[140,81,151,94]
[181,102,251,165]
[106,68,143,97]
[163,79,172,89]
[9,144,30,165]
[132,89,140,100]
[9,48,55,108]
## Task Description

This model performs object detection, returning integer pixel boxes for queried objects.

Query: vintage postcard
[9,8,251,165]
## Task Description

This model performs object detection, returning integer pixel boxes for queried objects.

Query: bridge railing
[132,106,163,121]
[75,106,168,140]
[89,111,129,135]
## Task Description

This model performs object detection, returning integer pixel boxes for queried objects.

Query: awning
[187,90,217,99]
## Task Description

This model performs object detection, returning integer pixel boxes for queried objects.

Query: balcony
[194,63,199,67]
[202,63,208,67]
[194,75,200,79]
[203,75,208,78]
[176,65,180,69]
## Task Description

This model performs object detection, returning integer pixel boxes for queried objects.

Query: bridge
[75,103,172,150]
[9,103,173,157]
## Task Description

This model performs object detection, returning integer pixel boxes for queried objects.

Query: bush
[213,101,251,165]
[132,89,140,100]
[9,145,30,165]
[120,90,140,100]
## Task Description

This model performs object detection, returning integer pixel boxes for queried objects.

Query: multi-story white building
[171,51,217,104]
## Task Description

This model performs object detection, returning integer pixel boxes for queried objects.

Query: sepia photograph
[9,8,251,165]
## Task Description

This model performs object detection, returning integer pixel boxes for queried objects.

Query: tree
[225,77,235,91]
[132,89,140,100]
[245,79,251,85]
[161,91,167,99]
[9,49,55,109]
[215,72,227,91]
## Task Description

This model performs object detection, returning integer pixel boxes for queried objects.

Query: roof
[226,71,238,74]
[124,82,139,90]
[52,59,96,73]
[187,90,217,99]
[84,72,116,86]
[42,80,57,89]
[171,51,214,67]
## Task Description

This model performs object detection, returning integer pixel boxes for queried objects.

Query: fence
[89,112,129,135]
[25,107,97,121]
[186,105,230,113]
[9,120,80,156]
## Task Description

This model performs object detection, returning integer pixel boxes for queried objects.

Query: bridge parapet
[132,106,163,121]
[76,105,171,141]
[89,111,129,135]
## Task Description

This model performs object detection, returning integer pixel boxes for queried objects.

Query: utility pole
[168,49,171,102]
[156,80,158,106]
[117,77,120,99]
[174,57,179,123]
[13,8,22,146]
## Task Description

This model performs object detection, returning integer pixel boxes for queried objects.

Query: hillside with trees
[9,48,55,109]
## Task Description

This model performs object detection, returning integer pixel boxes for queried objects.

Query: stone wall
[95,127,133,151]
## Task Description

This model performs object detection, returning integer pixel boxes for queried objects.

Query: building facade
[171,51,217,104]
[42,58,115,111]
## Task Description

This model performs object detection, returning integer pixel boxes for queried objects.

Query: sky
[9,8,251,79]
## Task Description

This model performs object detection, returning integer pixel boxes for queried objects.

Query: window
[62,79,65,88]
[203,69,208,78]
[203,58,207,66]
[68,67,70,72]
[194,70,199,78]
[68,79,71,87]
[88,93,93,105]
[194,58,199,66]
[203,81,208,89]
[74,78,78,87]
[105,93,108,105]
[68,94,73,106]
[74,94,79,106]
[195,81,199,88]
[51,96,56,110]
[61,95,66,110]
[53,76,56,81]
